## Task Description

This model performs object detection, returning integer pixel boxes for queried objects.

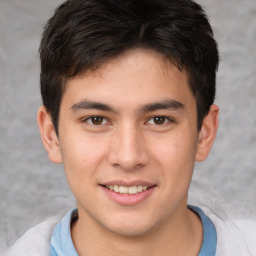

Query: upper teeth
[106,185,148,194]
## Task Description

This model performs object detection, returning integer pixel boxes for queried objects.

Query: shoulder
[210,212,256,256]
[6,215,61,256]
[190,194,256,256]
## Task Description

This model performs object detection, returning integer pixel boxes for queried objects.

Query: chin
[102,214,157,237]
[109,225,153,237]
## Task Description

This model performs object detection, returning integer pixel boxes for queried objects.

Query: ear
[37,106,62,164]
[195,104,219,162]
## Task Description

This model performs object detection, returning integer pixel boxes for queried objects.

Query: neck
[71,205,203,256]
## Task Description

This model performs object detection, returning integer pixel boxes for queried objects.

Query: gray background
[0,0,255,249]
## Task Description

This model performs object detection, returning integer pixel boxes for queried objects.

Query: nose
[108,123,150,171]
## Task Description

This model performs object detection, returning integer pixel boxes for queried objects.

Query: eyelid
[80,115,174,126]
[146,116,174,125]
[82,116,110,125]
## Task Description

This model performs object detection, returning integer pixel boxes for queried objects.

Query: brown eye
[85,116,107,125]
[91,116,104,125]
[153,116,166,125]
[147,116,172,125]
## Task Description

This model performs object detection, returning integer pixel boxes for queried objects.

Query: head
[37,0,219,241]
[39,0,219,134]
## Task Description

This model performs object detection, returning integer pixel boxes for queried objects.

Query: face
[40,50,216,237]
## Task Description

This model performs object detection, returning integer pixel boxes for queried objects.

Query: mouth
[102,184,155,195]
[100,181,157,205]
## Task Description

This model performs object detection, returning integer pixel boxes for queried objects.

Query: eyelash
[82,115,174,126]
[82,116,109,125]
[146,116,174,125]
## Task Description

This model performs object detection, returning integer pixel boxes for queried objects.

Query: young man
[7,0,256,255]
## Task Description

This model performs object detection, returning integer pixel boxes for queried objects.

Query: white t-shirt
[6,202,256,256]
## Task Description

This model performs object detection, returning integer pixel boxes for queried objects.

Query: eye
[147,116,172,125]
[84,116,108,125]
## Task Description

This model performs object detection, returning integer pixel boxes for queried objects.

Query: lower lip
[101,186,156,206]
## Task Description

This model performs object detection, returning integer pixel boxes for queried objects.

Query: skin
[38,49,218,256]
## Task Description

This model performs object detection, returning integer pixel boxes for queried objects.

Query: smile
[101,182,156,205]
[105,185,149,195]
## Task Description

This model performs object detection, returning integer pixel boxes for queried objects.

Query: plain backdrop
[0,0,256,249]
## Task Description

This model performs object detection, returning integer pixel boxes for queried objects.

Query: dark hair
[40,0,219,132]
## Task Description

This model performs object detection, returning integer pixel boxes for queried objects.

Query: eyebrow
[70,100,116,112]
[70,99,185,113]
[140,99,185,113]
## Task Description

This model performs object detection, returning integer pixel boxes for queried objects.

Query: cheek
[151,131,198,164]
[149,130,198,193]
[146,133,197,219]
[59,135,108,185]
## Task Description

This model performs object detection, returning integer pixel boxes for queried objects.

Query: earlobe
[37,106,62,164]
[195,104,219,162]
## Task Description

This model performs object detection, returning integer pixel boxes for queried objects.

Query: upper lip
[101,180,156,187]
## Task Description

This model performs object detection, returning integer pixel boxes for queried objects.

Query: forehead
[61,49,195,110]
[91,49,186,84]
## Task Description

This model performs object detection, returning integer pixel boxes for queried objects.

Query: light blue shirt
[50,205,217,255]
[50,209,78,256]
[189,205,217,256]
